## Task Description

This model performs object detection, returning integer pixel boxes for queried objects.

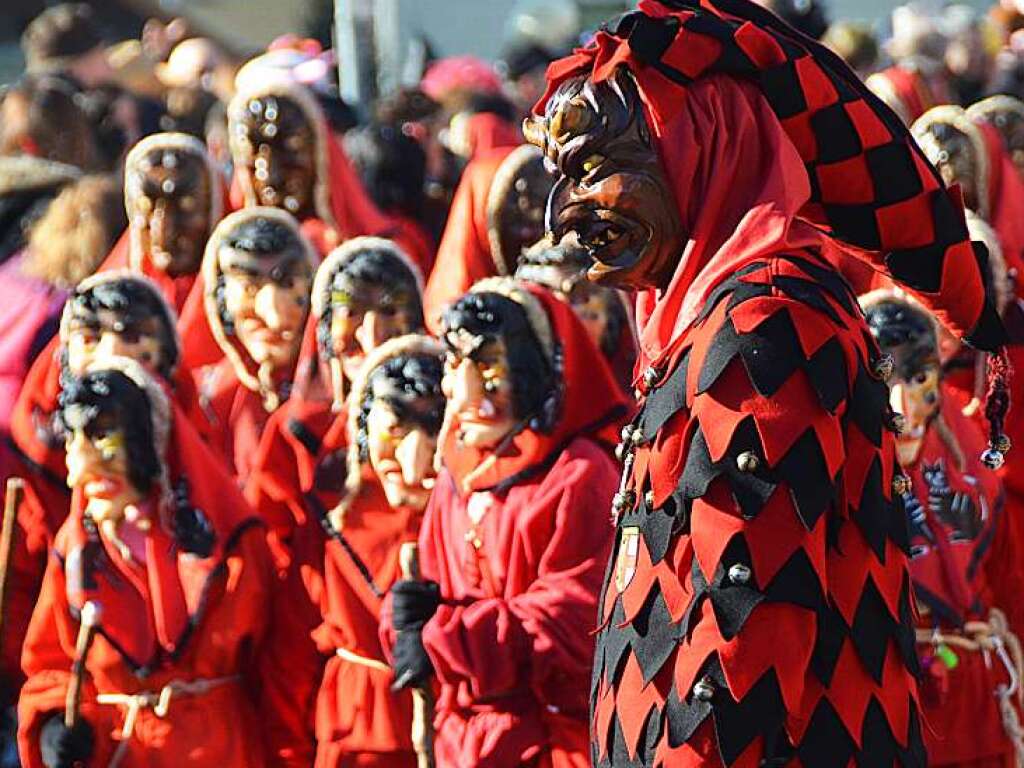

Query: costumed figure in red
[18,358,312,767]
[192,207,317,483]
[312,334,445,768]
[102,132,224,313]
[422,145,552,331]
[526,0,1010,763]
[244,235,426,545]
[226,79,393,257]
[861,290,1024,768]
[385,278,629,767]
[516,234,640,395]
[2,272,186,705]
[240,240,428,756]
[968,96,1024,180]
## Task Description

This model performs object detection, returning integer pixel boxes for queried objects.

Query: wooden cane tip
[80,601,101,628]
[5,477,24,493]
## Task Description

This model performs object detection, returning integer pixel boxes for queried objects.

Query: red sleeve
[17,554,118,768]
[420,449,615,710]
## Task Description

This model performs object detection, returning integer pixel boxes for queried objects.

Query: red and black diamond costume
[534,0,1008,765]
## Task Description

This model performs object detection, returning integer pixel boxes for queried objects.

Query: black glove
[391,579,441,631]
[40,716,93,768]
[391,628,434,691]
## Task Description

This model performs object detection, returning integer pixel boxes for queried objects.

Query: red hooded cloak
[17,363,314,768]
[382,282,629,768]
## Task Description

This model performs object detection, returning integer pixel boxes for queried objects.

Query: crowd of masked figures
[9,1,1024,767]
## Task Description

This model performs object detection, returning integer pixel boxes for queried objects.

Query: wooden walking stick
[0,477,24,646]
[399,542,435,768]
[65,601,101,728]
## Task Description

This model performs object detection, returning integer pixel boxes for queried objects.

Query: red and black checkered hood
[537,0,1005,352]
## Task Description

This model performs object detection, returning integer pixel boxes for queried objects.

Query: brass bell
[692,677,716,702]
[727,563,752,585]
[994,434,1012,454]
[736,452,760,473]
[644,490,656,508]
[872,354,895,381]
[643,366,661,389]
[982,448,1006,470]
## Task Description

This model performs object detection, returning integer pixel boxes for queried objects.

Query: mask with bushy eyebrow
[524,68,685,291]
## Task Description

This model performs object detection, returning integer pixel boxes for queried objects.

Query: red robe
[2,335,203,701]
[17,401,313,767]
[383,285,629,768]
[537,1,1001,762]
[901,395,1024,767]
[421,147,518,332]
[310,479,420,767]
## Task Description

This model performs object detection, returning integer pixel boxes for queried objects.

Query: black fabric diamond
[630,584,680,685]
[886,243,947,293]
[765,547,826,612]
[623,12,682,66]
[601,599,631,687]
[706,535,765,640]
[865,143,923,206]
[759,60,807,119]
[776,428,836,530]
[823,204,882,250]
[805,336,848,413]
[664,682,713,750]
[810,103,863,164]
[796,697,857,768]
[854,455,888,562]
[849,578,895,684]
[773,275,843,326]
[847,360,887,447]
[640,352,689,441]
[784,253,859,317]
[641,504,677,566]
[711,667,787,766]
[856,698,899,768]
[810,603,849,687]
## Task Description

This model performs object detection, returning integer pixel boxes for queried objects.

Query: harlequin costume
[422,145,547,331]
[190,208,319,483]
[310,335,444,768]
[528,0,1008,764]
[17,359,313,768]
[384,279,630,768]
[2,272,193,704]
[861,291,1024,768]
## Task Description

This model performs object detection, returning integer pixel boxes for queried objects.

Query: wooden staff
[65,601,101,728]
[399,542,435,768]
[0,477,24,645]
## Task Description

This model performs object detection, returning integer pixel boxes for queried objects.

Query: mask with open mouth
[525,68,685,291]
